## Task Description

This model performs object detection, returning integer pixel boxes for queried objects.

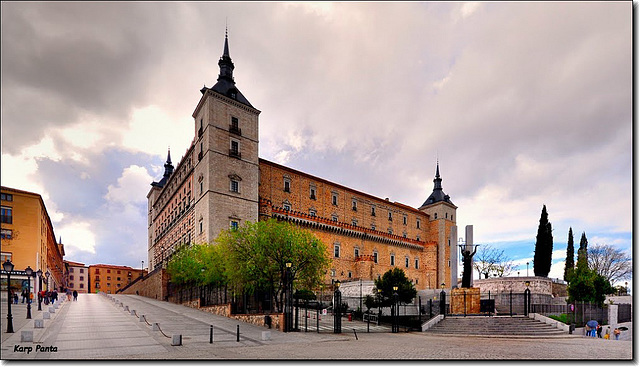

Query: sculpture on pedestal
[460,245,478,288]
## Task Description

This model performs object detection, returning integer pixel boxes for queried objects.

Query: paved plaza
[0,293,633,360]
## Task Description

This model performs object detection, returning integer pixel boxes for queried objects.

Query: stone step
[425,316,567,336]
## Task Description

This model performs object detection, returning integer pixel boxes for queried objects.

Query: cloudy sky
[1,2,632,284]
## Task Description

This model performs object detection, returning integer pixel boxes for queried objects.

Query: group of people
[585,322,621,340]
[38,289,59,305]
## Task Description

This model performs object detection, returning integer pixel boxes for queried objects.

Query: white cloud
[58,221,97,255]
[121,105,194,158]
[105,165,154,205]
[459,2,481,20]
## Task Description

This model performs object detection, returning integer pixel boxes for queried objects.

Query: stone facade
[146,34,465,291]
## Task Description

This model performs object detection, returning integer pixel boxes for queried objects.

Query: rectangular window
[390,254,395,266]
[80,269,84,274]
[230,220,239,230]
[199,219,203,234]
[352,219,357,226]
[70,268,74,273]
[332,194,337,206]
[354,248,359,258]
[332,215,338,222]
[403,215,407,225]
[1,206,12,224]
[448,260,451,267]
[230,179,239,193]
[415,258,419,269]
[348,271,352,279]
[352,199,357,211]
[1,228,13,239]
[107,276,111,280]
[417,219,421,229]
[116,277,120,281]
[70,275,74,281]
[95,283,100,289]
[79,284,84,289]
[69,283,74,288]
[331,269,336,277]
[388,211,393,221]
[334,244,340,258]
[309,209,316,217]
[371,224,376,230]
[95,276,100,281]
[230,116,241,135]
[1,253,12,263]
[371,206,376,216]
[95,269,100,274]
[80,276,84,281]
[284,179,291,193]
[1,193,13,201]
[373,251,378,264]
[107,270,111,274]
[283,203,291,211]
[230,140,240,158]
[405,257,409,268]
[310,187,316,200]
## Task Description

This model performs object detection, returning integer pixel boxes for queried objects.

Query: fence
[167,283,275,314]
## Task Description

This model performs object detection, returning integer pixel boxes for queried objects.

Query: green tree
[374,268,417,307]
[533,205,553,277]
[567,265,615,306]
[576,232,589,272]
[216,219,330,312]
[166,243,227,287]
[564,227,575,281]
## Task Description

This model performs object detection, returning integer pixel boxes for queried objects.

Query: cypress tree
[563,227,575,281]
[576,232,589,272]
[533,205,553,277]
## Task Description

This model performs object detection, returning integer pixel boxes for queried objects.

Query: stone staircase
[426,315,568,336]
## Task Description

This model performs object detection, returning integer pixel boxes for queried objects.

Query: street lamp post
[4,260,15,333]
[625,282,628,295]
[392,286,399,333]
[440,282,446,317]
[36,269,43,311]
[25,266,33,319]
[333,280,341,333]
[524,280,531,316]
[45,270,50,292]
[285,262,292,332]
[526,262,529,277]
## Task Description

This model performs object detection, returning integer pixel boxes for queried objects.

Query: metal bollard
[236,325,240,342]
[171,334,182,346]
[210,325,214,343]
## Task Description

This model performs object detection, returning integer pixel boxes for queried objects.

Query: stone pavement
[0,293,633,360]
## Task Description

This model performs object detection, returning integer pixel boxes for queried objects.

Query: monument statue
[460,245,478,288]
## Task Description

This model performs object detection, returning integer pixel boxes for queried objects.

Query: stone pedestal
[451,287,480,314]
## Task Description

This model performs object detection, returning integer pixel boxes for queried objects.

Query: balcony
[229,125,242,136]
[229,149,241,159]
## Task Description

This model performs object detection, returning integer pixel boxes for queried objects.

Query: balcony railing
[229,125,242,136]
[229,149,241,159]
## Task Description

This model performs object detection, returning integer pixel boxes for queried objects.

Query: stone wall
[450,287,480,314]
[474,276,552,294]
[118,268,168,301]
[198,303,284,331]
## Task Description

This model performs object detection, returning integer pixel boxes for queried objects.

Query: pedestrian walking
[614,328,620,340]
[21,289,27,303]
[605,327,610,340]
[66,288,72,301]
[73,290,78,301]
[597,324,603,338]
[13,291,18,304]
[52,290,58,303]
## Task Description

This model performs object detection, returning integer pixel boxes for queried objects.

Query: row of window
[69,268,85,273]
[68,283,84,289]
[333,245,420,269]
[0,193,13,201]
[281,184,424,228]
[1,228,13,239]
[69,275,84,281]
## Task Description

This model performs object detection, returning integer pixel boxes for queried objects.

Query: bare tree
[588,244,631,284]
[473,245,515,278]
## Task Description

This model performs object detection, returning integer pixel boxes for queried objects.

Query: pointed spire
[217,27,235,83]
[433,161,442,190]
[163,147,174,179]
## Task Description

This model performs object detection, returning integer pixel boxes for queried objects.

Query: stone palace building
[147,34,461,290]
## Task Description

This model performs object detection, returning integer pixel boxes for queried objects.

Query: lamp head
[36,269,42,278]
[441,282,445,290]
[393,286,398,291]
[2,260,14,273]
[286,262,292,268]
[25,266,33,276]
[45,270,50,278]
[525,280,530,288]
[335,280,341,288]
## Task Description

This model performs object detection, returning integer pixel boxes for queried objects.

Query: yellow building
[65,260,89,293]
[88,264,146,294]
[1,186,65,293]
